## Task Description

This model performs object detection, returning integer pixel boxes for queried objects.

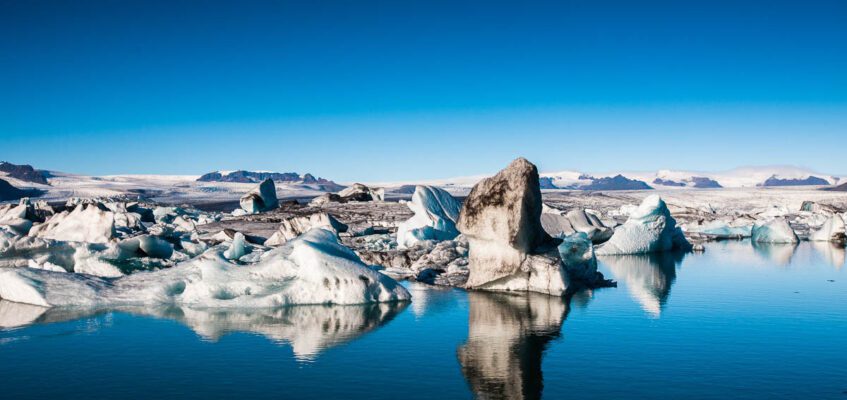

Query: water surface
[1,241,845,399]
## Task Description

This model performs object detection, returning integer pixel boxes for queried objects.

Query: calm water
[1,241,845,399]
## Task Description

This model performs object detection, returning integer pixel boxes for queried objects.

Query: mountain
[761,175,830,187]
[0,178,43,201]
[828,182,847,192]
[197,170,345,191]
[0,161,50,185]
[380,166,842,192]
[571,174,653,190]
[653,176,722,188]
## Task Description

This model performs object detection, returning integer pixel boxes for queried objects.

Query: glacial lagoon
[1,241,845,399]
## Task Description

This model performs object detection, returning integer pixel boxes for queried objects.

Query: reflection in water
[407,285,461,318]
[458,291,570,400]
[751,242,798,266]
[0,300,49,329]
[810,241,846,269]
[0,300,408,360]
[600,252,684,318]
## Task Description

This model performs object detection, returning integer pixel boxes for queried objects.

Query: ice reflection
[751,242,798,265]
[599,252,684,318]
[458,291,570,400]
[0,300,408,360]
[810,241,846,269]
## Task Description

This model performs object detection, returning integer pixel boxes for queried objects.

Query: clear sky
[2,0,845,181]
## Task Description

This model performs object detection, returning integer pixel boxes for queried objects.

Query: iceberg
[337,183,385,202]
[0,228,411,308]
[809,216,846,242]
[396,185,462,248]
[239,178,279,214]
[751,218,799,244]
[28,204,116,244]
[565,209,613,243]
[265,213,348,246]
[457,158,605,296]
[596,195,691,255]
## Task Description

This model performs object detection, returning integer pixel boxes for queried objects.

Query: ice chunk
[239,178,279,214]
[28,204,116,244]
[565,209,613,243]
[809,216,846,242]
[337,183,385,202]
[751,218,799,244]
[457,158,604,295]
[396,185,461,248]
[119,235,175,259]
[596,195,691,255]
[224,232,248,260]
[557,232,598,282]
[0,228,410,307]
[265,213,348,246]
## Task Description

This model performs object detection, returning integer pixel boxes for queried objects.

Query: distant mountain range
[0,161,50,185]
[197,170,346,192]
[0,178,43,201]
[386,166,844,191]
[539,167,842,190]
[829,182,847,192]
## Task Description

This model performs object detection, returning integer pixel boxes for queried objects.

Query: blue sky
[2,0,845,181]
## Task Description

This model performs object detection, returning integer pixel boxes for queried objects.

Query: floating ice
[457,158,604,296]
[596,195,691,255]
[751,218,799,244]
[0,228,411,308]
[396,185,461,248]
[809,216,846,242]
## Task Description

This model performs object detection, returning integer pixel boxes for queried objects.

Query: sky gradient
[2,0,846,181]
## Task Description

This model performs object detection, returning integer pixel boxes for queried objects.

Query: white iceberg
[265,213,348,246]
[396,185,461,248]
[751,218,799,244]
[0,228,411,308]
[596,195,690,255]
[809,216,846,242]
[28,204,116,244]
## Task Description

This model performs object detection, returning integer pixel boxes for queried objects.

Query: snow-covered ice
[396,185,461,248]
[596,195,691,255]
[29,204,116,244]
[0,228,410,307]
[751,218,799,244]
[266,213,348,246]
[809,216,846,242]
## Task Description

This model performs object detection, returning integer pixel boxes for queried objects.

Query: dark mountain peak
[0,178,44,201]
[196,169,345,192]
[762,175,829,187]
[581,175,652,190]
[0,161,50,185]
